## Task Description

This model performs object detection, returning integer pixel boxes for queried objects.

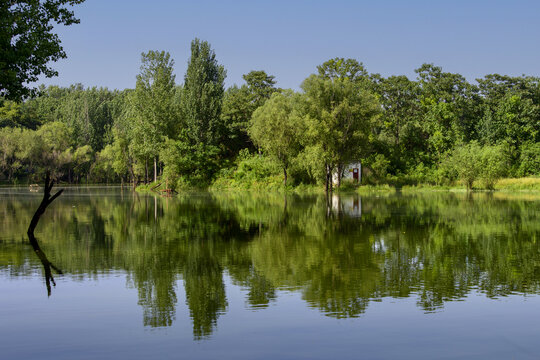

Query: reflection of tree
[28,235,63,296]
[245,270,276,309]
[250,219,383,318]
[122,194,255,336]
[132,255,178,327]
[184,245,227,340]
[5,189,540,336]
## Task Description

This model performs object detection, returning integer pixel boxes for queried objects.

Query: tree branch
[27,171,64,296]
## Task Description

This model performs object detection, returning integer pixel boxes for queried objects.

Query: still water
[2,187,540,359]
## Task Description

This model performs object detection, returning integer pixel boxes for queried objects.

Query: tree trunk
[337,163,342,188]
[283,167,287,187]
[145,159,148,184]
[325,164,330,194]
[328,165,333,193]
[154,156,157,183]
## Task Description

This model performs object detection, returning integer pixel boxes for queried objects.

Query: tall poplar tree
[132,50,177,182]
[182,39,226,146]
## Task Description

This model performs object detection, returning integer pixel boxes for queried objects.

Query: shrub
[517,143,540,177]
[451,142,482,190]
[445,142,509,190]
[211,150,283,190]
[479,144,509,189]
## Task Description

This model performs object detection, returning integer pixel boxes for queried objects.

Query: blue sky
[40,0,540,90]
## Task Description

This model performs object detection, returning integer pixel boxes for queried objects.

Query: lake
[2,186,540,359]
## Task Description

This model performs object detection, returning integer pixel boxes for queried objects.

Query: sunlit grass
[495,177,540,191]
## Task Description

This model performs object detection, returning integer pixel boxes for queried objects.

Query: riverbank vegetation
[2,38,540,191]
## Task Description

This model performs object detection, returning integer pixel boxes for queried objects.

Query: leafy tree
[220,85,253,154]
[132,50,177,182]
[182,39,226,146]
[20,84,118,150]
[14,127,42,178]
[481,93,539,149]
[415,64,476,164]
[160,138,221,188]
[249,91,301,186]
[372,75,422,173]
[92,144,117,183]
[370,154,390,182]
[477,74,540,105]
[0,127,23,180]
[0,100,40,129]
[0,0,85,100]
[36,121,72,178]
[479,144,509,189]
[159,138,182,189]
[72,145,93,183]
[517,143,540,177]
[450,142,482,190]
[300,63,380,190]
[317,57,368,83]
[242,70,277,107]
[221,70,278,155]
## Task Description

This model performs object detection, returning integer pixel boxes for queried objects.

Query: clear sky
[39,0,540,91]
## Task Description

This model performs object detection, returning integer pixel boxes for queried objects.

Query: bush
[371,154,390,180]
[404,162,440,185]
[160,139,222,189]
[211,150,284,190]
[479,144,509,189]
[451,142,482,190]
[362,154,390,185]
[444,142,509,190]
[517,143,540,177]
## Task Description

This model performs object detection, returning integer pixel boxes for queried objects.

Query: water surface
[2,187,540,359]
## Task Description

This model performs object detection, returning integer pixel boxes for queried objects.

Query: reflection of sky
[2,273,540,359]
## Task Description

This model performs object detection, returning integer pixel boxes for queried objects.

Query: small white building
[332,162,361,185]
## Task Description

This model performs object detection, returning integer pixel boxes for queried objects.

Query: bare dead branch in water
[27,172,64,296]
[28,172,64,237]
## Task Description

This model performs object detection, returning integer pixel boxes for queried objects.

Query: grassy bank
[135,176,540,196]
[400,177,540,193]
[494,177,540,191]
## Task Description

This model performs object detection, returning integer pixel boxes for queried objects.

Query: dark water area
[2,186,540,359]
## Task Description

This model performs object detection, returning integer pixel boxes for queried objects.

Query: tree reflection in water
[3,189,540,338]
[28,235,63,297]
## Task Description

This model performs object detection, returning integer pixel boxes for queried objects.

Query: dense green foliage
[0,0,85,100]
[249,91,301,185]
[2,38,540,190]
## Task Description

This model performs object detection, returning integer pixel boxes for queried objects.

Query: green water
[2,187,540,359]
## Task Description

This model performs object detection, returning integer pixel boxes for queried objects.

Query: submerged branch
[27,172,64,296]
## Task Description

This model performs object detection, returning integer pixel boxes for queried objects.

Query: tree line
[2,38,540,190]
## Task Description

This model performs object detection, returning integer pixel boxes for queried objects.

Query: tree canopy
[0,0,85,101]
[1,37,540,191]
